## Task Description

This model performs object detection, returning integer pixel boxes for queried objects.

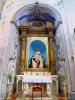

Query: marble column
[47,83,52,97]
[23,83,28,95]
[52,75,58,96]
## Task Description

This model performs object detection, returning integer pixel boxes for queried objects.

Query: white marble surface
[22,75,52,83]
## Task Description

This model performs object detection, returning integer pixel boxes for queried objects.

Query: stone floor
[16,94,68,100]
[16,96,56,100]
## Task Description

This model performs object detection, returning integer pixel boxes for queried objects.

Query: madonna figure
[29,48,45,68]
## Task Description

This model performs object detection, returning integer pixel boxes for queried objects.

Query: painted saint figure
[29,48,44,68]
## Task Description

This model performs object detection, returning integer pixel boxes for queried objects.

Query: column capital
[19,26,29,32]
[20,35,26,40]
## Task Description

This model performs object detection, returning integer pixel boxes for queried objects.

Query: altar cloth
[22,76,52,83]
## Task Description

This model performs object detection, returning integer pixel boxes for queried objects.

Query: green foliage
[59,74,66,83]
[7,72,13,83]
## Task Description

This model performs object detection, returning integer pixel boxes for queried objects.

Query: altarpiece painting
[27,37,49,71]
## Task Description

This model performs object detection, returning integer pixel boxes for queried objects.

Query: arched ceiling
[18,7,55,25]
[13,3,61,28]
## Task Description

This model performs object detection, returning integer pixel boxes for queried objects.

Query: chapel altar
[17,72,58,97]
[16,20,58,97]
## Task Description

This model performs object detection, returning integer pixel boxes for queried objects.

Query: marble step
[17,97,53,100]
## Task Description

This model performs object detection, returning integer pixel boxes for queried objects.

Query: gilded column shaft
[21,38,26,61]
[49,32,56,74]
[50,38,56,74]
[20,36,26,72]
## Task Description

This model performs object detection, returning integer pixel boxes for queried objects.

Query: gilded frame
[26,36,49,72]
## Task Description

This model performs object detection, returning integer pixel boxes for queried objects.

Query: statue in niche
[29,48,46,68]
